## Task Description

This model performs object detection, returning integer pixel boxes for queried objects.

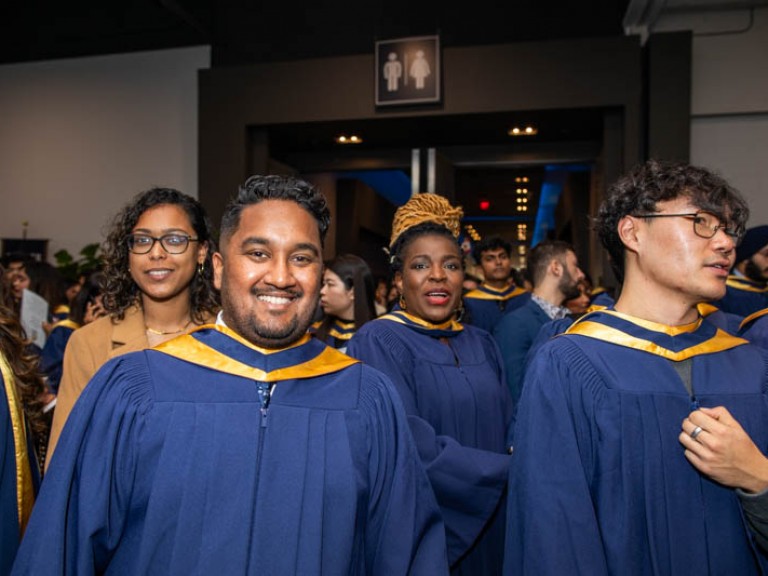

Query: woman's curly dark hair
[0,267,48,439]
[100,187,220,322]
[594,159,749,283]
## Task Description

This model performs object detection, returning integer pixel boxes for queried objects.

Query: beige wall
[0,46,210,261]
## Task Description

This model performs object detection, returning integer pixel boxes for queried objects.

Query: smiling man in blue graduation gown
[505,160,768,575]
[12,175,448,575]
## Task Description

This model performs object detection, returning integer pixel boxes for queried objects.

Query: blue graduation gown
[462,284,530,334]
[39,320,78,394]
[12,326,448,575]
[309,317,356,352]
[714,275,768,317]
[1,354,38,576]
[347,313,512,574]
[505,309,768,575]
[589,288,615,308]
[741,308,768,350]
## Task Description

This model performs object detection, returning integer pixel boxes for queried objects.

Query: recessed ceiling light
[335,134,363,144]
[508,126,538,137]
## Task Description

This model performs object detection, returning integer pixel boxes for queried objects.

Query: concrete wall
[0,46,210,261]
[689,7,768,225]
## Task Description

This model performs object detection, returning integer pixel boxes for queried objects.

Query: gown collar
[377,310,464,338]
[465,283,527,301]
[153,324,358,382]
[564,308,748,361]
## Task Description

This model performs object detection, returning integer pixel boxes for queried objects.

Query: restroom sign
[375,35,441,107]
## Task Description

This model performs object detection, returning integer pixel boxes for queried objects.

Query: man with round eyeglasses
[626,210,742,243]
[505,159,768,575]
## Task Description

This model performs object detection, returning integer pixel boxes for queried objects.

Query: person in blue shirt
[493,239,584,403]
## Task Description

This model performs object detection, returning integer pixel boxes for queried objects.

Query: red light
[479,200,490,211]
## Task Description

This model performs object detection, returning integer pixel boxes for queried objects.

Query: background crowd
[3,160,768,574]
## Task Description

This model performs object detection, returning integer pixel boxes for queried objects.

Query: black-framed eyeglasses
[126,233,199,255]
[632,211,742,243]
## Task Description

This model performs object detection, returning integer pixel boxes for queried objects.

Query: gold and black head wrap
[389,193,464,250]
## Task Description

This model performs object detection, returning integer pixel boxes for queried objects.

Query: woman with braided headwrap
[347,193,513,575]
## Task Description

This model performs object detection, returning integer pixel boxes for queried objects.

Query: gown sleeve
[359,367,449,575]
[12,355,149,576]
[348,326,509,565]
[504,337,609,576]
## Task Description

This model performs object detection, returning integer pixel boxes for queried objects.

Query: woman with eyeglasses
[45,188,220,469]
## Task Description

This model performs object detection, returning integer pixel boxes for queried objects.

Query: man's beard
[744,258,768,283]
[558,268,582,302]
[221,284,317,349]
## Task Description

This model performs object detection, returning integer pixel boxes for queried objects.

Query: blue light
[531,163,592,247]
[342,170,412,206]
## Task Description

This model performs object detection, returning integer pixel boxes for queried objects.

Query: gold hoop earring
[197,262,205,276]
[399,295,407,311]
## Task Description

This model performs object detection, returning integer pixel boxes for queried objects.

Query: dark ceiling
[1,1,631,66]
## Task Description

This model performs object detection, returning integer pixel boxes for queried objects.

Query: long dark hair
[69,270,105,326]
[100,187,220,322]
[26,260,69,314]
[315,254,376,342]
[0,266,48,439]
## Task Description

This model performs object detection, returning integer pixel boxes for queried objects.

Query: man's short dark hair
[594,159,748,283]
[527,240,575,288]
[219,175,331,248]
[1,252,33,269]
[472,236,511,263]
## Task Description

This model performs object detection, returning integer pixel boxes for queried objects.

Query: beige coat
[45,305,216,470]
